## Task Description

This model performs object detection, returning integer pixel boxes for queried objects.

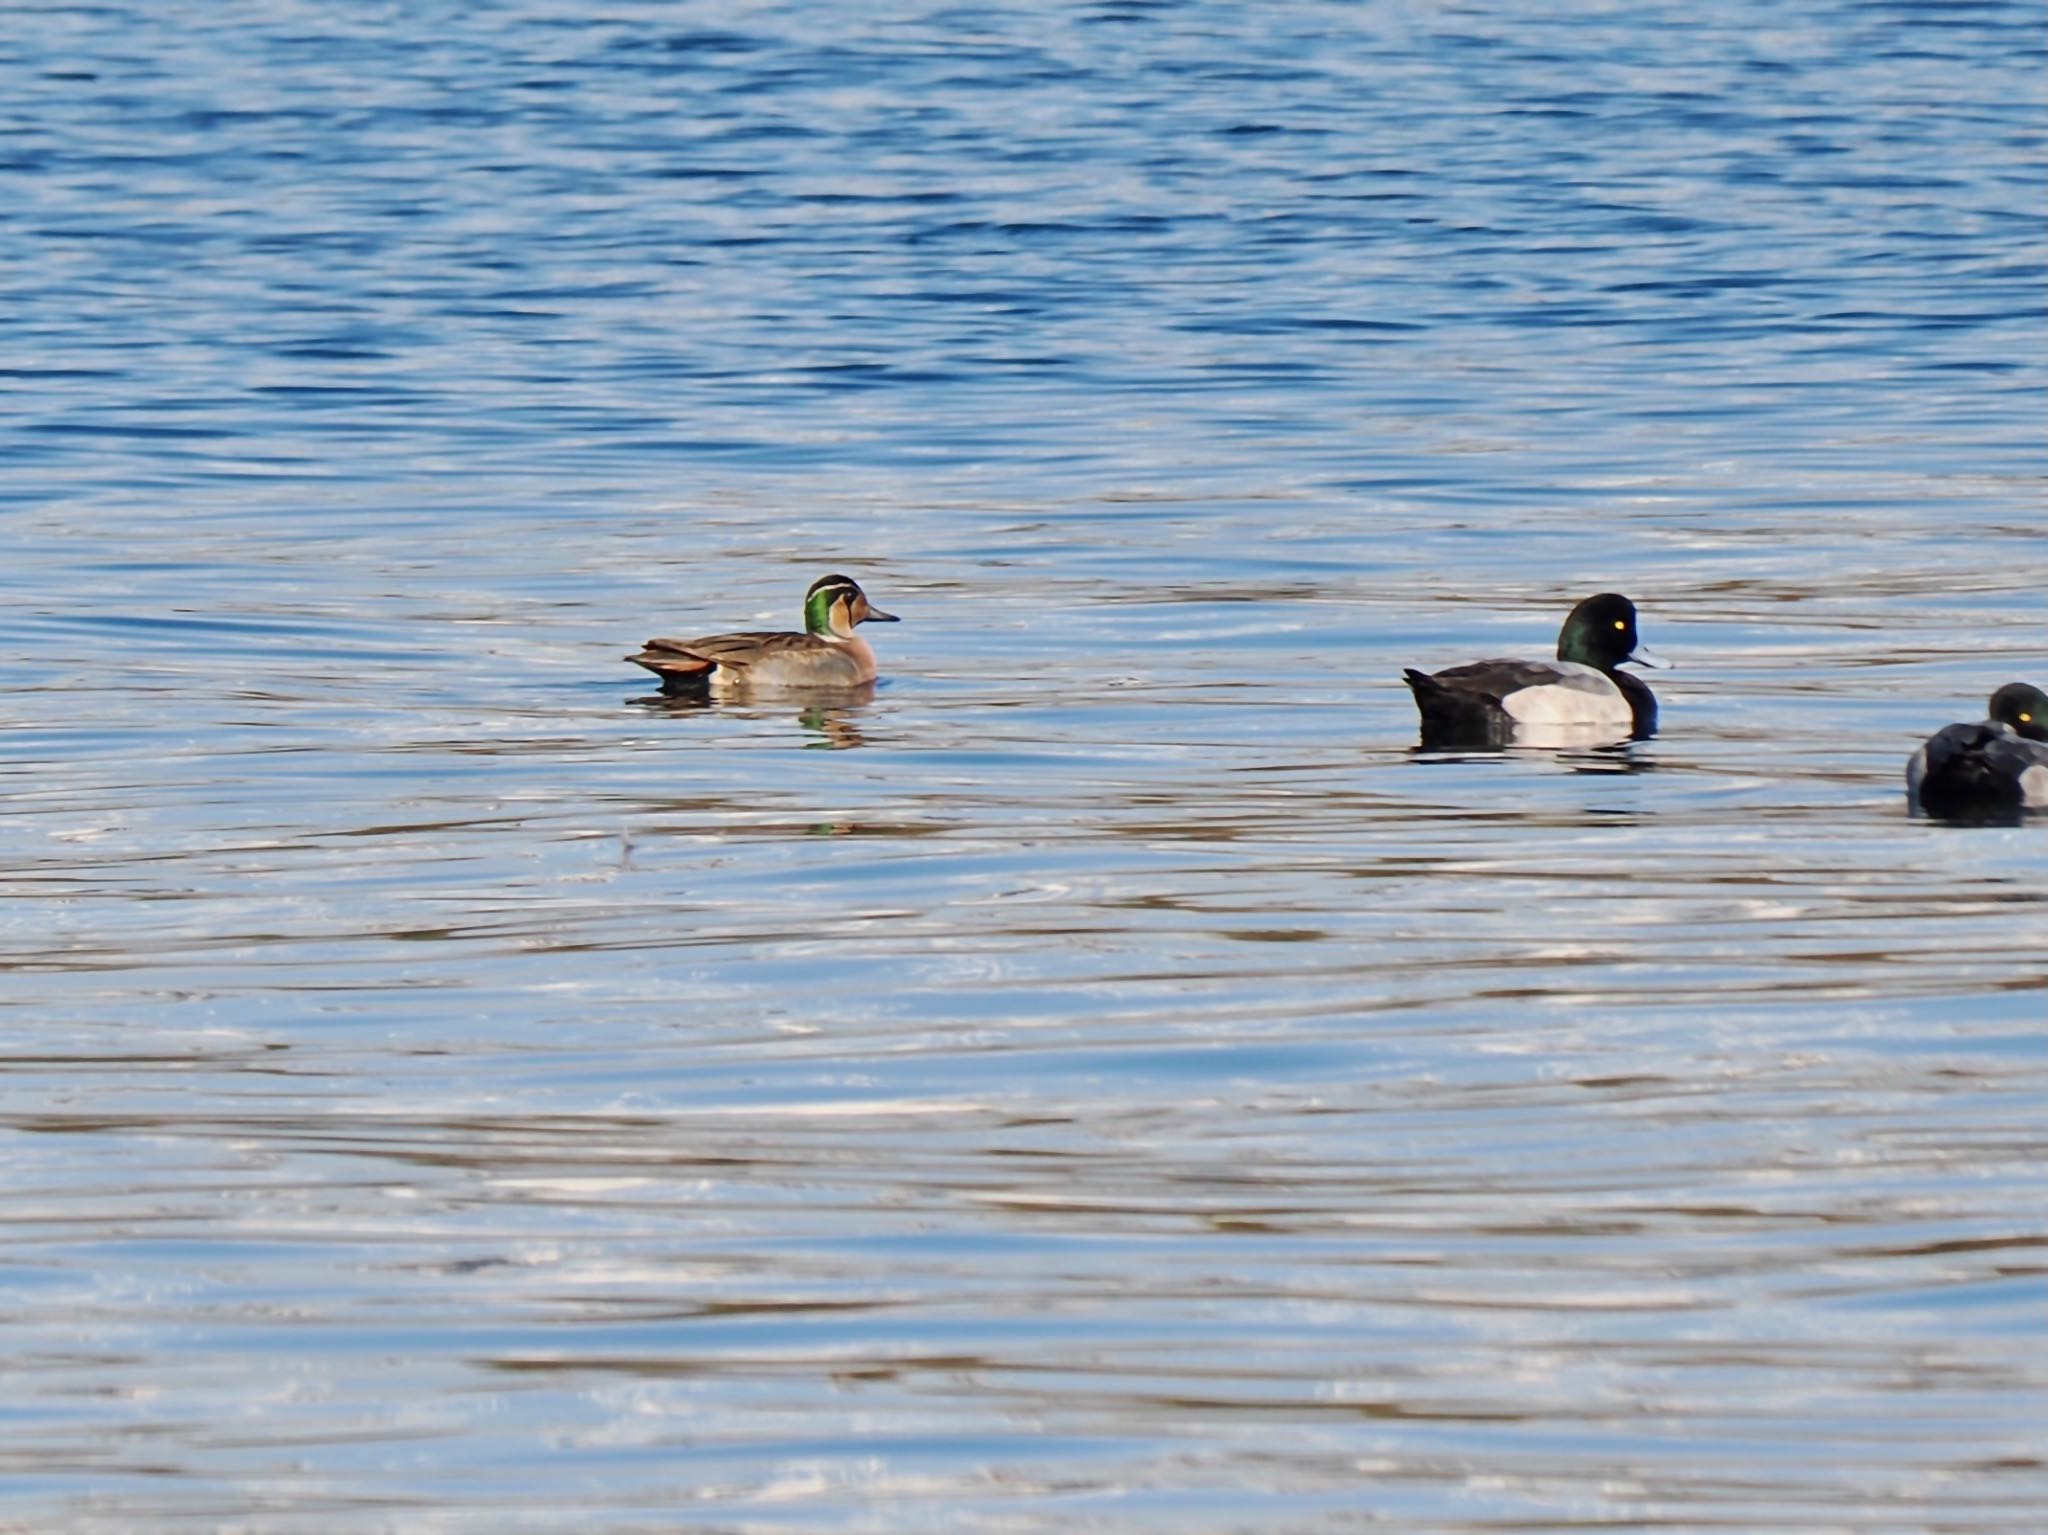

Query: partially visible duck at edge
[627,573,899,694]
[1907,681,2048,819]
[1403,593,1667,749]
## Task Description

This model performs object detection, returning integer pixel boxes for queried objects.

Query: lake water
[3,2,2044,1530]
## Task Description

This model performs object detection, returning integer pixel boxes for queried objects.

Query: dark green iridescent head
[1989,681,2048,742]
[1555,593,1665,672]
[802,574,898,638]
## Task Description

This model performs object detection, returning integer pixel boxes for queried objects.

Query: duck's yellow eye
[1614,620,1626,630]
[2022,712,2034,723]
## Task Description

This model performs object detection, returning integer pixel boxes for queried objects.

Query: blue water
[3,2,2045,1531]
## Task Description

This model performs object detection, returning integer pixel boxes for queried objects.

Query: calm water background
[2,1,2044,1530]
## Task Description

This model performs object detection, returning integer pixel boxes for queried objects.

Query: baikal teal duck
[628,574,899,695]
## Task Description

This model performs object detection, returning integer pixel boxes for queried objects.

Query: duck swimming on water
[1906,682,2048,819]
[1403,593,1666,748]
[627,574,899,694]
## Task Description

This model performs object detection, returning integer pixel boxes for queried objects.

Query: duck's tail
[1402,667,1509,748]
[627,645,717,693]
[1402,668,1443,700]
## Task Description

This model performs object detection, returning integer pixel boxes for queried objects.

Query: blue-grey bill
[1627,644,1670,669]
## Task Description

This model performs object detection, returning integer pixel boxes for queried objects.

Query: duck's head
[1989,681,2048,742]
[1557,593,1667,673]
[803,574,899,639]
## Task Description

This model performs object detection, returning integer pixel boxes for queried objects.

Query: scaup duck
[1404,593,1666,748]
[1906,682,2048,819]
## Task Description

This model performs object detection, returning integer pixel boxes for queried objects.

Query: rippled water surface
[3,2,2045,1530]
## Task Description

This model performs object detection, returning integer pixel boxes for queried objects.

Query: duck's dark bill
[1627,645,1670,669]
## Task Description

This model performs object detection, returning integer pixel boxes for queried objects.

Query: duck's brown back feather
[626,630,875,692]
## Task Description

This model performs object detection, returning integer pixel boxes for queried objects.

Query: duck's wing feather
[1411,658,1593,703]
[640,630,816,665]
[627,629,879,692]
[1911,721,2048,815]
[627,629,810,682]
[1405,658,1636,747]
[1404,659,1566,747]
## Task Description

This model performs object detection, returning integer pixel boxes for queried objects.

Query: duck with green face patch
[1403,593,1667,748]
[627,574,899,694]
[1907,682,2048,819]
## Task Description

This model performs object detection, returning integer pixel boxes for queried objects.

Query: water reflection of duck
[1403,594,1668,749]
[795,701,868,750]
[1907,682,2048,819]
[627,574,898,694]
[630,692,871,750]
